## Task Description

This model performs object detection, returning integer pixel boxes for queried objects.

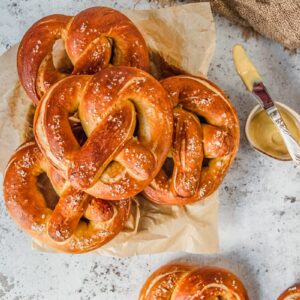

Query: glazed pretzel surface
[3,141,130,253]
[143,75,240,205]
[139,263,249,300]
[278,284,300,300]
[34,66,173,200]
[17,6,149,104]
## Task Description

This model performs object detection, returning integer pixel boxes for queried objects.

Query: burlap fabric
[153,0,300,50]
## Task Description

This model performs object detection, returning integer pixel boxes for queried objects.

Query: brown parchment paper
[0,3,219,256]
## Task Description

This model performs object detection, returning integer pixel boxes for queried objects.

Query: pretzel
[17,6,149,104]
[3,141,131,253]
[278,284,300,300]
[143,75,240,205]
[34,66,173,200]
[139,263,249,300]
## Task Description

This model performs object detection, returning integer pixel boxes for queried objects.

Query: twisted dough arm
[17,14,71,103]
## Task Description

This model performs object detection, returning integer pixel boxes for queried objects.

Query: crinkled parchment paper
[0,3,219,256]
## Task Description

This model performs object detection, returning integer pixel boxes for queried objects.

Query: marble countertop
[0,1,299,299]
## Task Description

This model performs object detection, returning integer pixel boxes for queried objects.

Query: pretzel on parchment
[4,141,131,253]
[17,6,149,104]
[143,75,240,205]
[34,66,173,200]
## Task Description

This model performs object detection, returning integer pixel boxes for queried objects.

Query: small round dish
[245,101,300,161]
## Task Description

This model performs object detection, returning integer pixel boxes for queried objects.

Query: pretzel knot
[3,141,131,253]
[143,75,240,205]
[139,263,249,300]
[17,6,149,104]
[34,66,173,200]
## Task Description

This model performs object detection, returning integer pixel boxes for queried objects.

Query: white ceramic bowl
[245,102,300,161]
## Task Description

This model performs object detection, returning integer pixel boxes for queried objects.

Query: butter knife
[233,44,300,165]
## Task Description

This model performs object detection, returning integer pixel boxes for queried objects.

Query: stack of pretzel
[3,7,240,253]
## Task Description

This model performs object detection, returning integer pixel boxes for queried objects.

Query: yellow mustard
[248,106,300,159]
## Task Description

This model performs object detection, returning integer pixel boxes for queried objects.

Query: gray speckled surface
[0,1,299,300]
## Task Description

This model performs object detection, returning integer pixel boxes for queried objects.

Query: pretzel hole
[68,114,87,146]
[162,157,174,177]
[80,216,90,225]
[133,117,140,138]
[202,157,210,167]
[108,38,121,65]
[37,173,59,210]
[131,101,147,139]
[197,115,207,124]
[52,39,73,74]
[108,38,115,64]
[101,161,127,183]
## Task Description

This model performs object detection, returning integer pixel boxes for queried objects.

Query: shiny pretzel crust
[139,263,249,300]
[17,6,149,104]
[3,141,131,253]
[278,284,300,300]
[143,75,240,205]
[34,67,173,200]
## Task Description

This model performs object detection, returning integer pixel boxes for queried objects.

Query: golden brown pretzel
[143,75,240,205]
[3,141,130,253]
[17,6,149,104]
[139,263,249,300]
[278,284,300,300]
[34,66,173,200]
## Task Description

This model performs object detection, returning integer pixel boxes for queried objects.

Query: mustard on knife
[233,44,300,165]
